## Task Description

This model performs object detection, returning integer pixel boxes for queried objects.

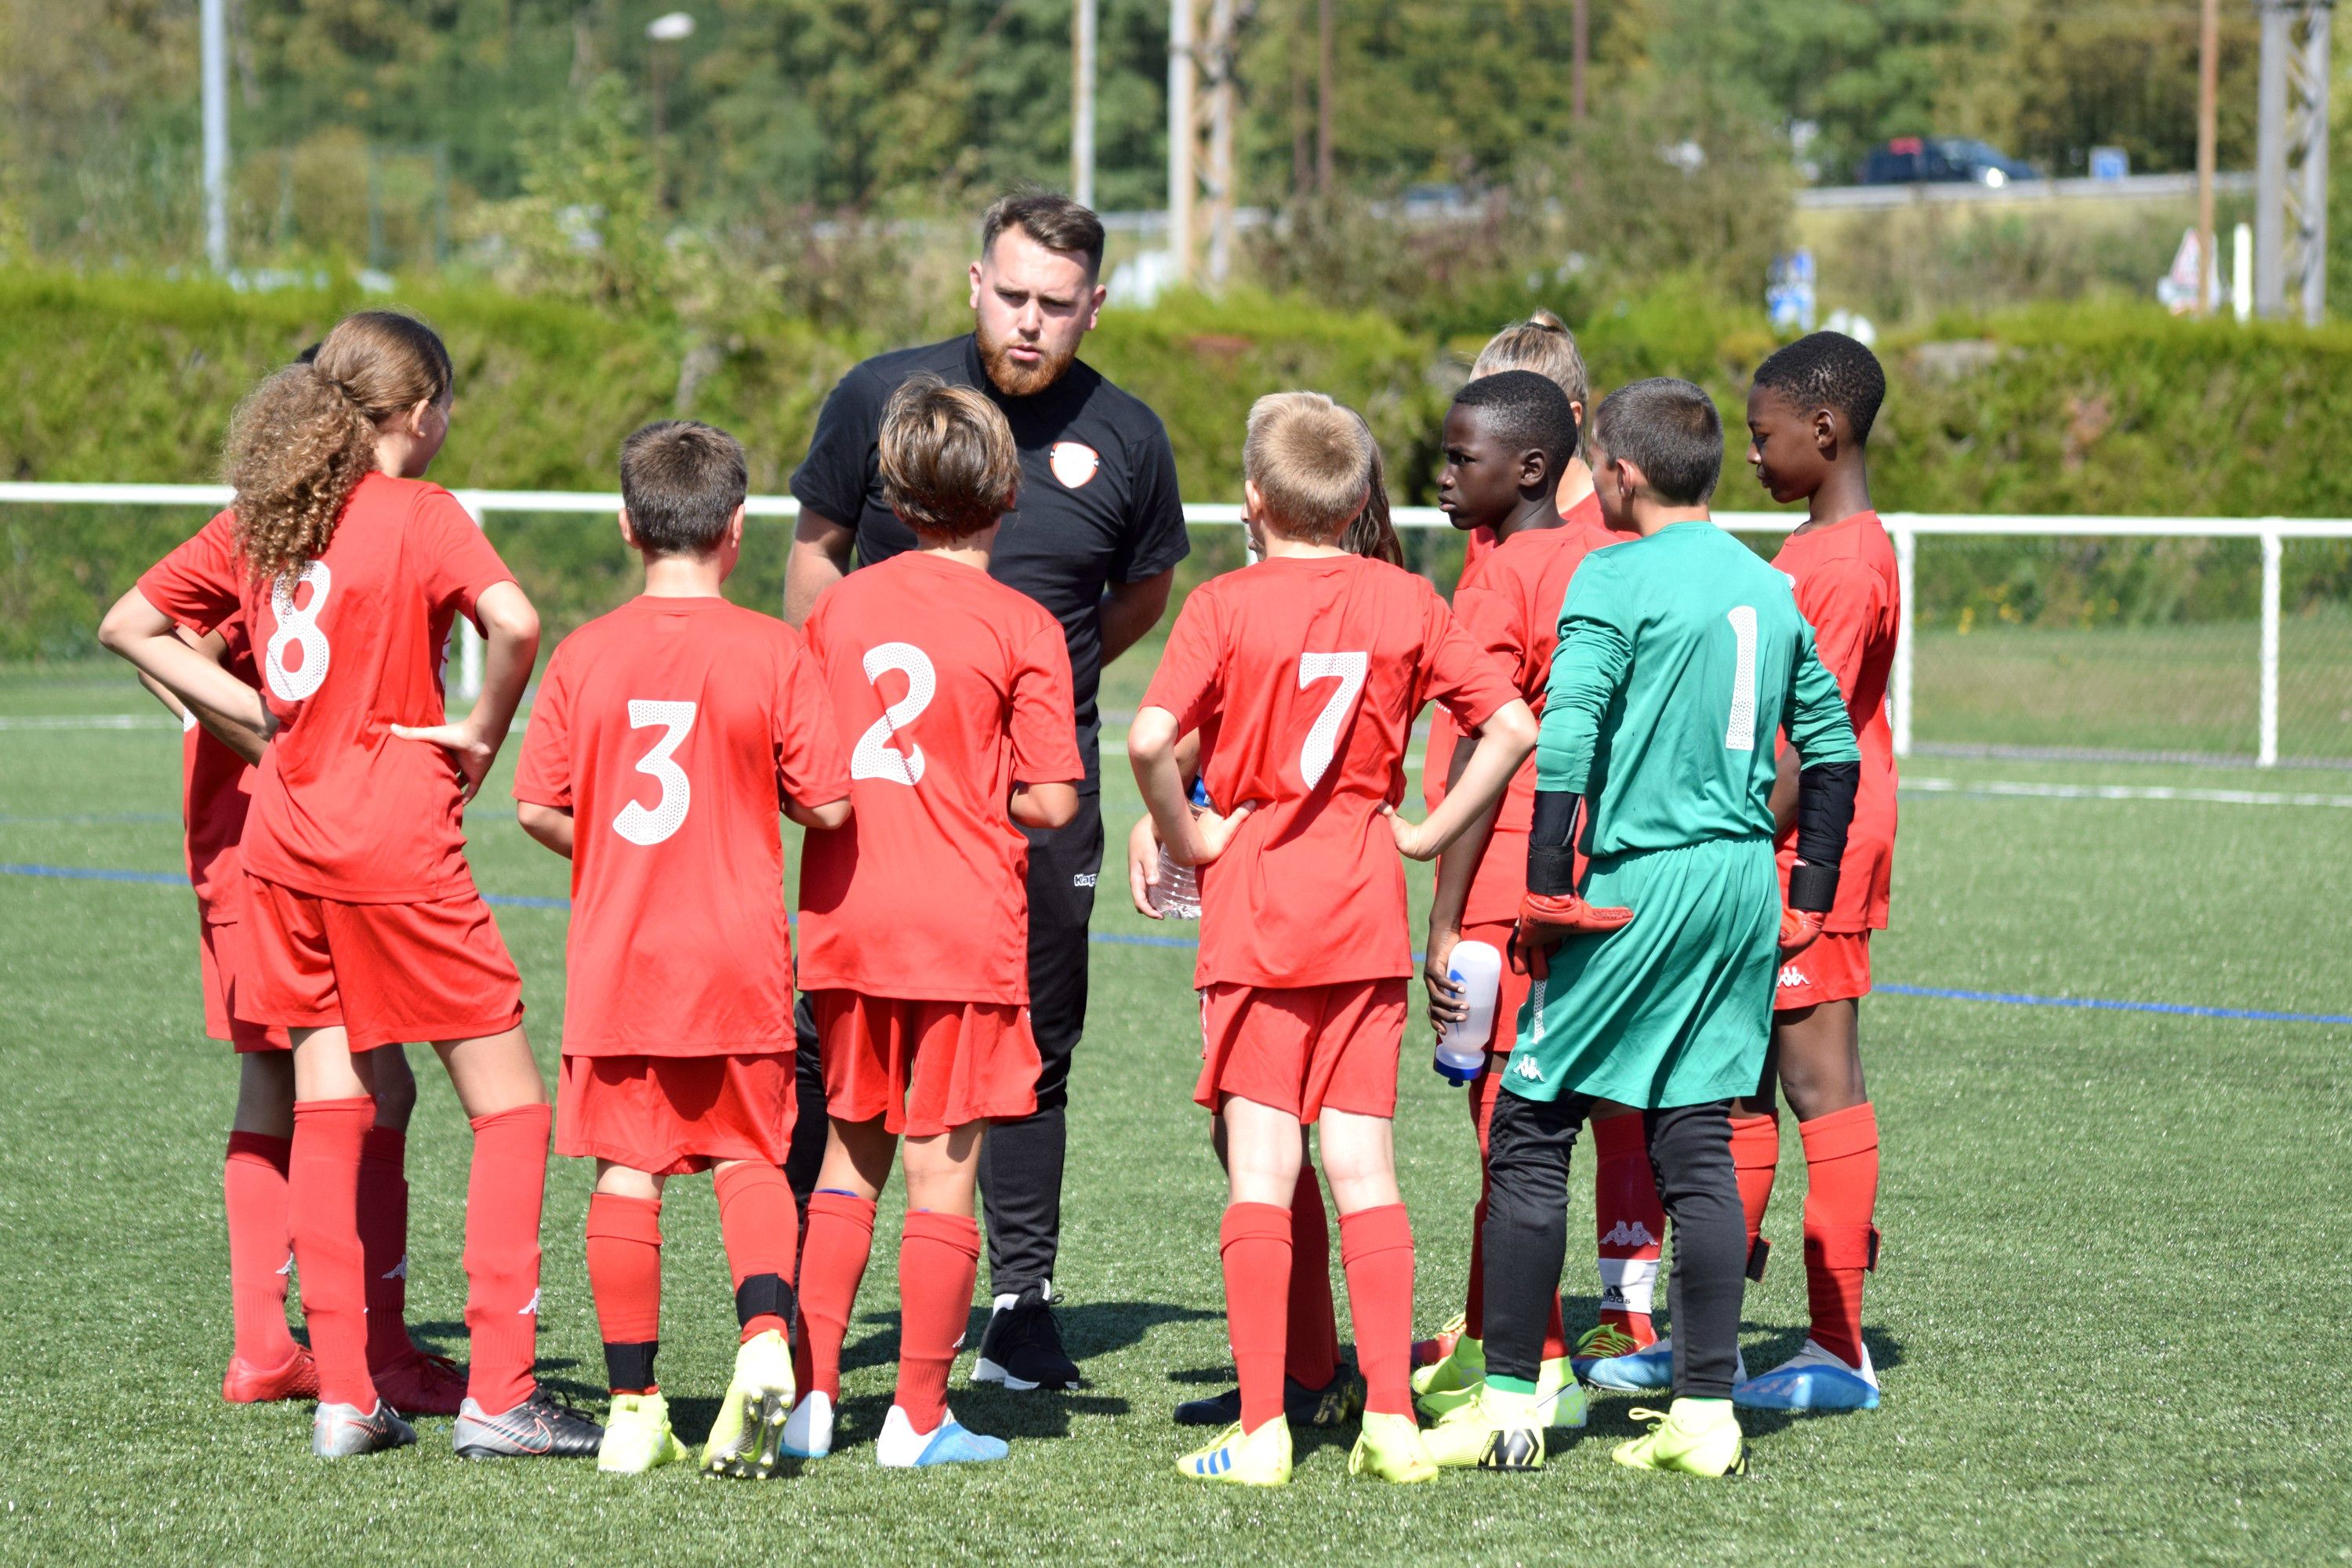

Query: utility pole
[2197,0,2219,315]
[1166,0,1237,287]
[2254,0,2333,325]
[1072,0,1097,207]
[1316,0,1334,193]
[1573,0,1590,123]
[1204,0,1236,285]
[1168,0,1196,283]
[201,0,229,272]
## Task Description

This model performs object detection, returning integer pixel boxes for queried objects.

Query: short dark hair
[1752,331,1887,444]
[981,188,1106,278]
[619,420,749,556]
[880,373,1020,539]
[1452,369,1581,479]
[1591,378,1723,506]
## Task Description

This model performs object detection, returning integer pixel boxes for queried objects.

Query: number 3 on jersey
[851,642,936,786]
[615,700,696,845]
[1298,651,1368,789]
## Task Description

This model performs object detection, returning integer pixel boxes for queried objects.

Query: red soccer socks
[797,1192,877,1401]
[358,1125,411,1369]
[586,1192,664,1393]
[1593,1112,1665,1345]
[1730,1109,1783,1273]
[463,1103,550,1416]
[1338,1204,1414,1418]
[1799,1102,1881,1369]
[1221,1203,1293,1431]
[223,1131,301,1372]
[713,1163,799,1343]
[289,1098,376,1410]
[896,1210,981,1432]
[1286,1166,1341,1388]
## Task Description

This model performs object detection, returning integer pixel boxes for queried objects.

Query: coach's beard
[976,320,1078,397]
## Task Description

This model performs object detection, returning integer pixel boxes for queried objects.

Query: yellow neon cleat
[1612,1399,1748,1476]
[702,1330,795,1479]
[1423,1384,1544,1472]
[1347,1410,1438,1483]
[1175,1417,1293,1487]
[597,1392,689,1475]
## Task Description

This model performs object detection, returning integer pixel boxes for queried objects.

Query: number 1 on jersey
[1298,650,1369,789]
[615,699,696,845]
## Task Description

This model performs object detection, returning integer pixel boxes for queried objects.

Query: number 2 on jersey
[1722,606,1759,751]
[614,699,696,845]
[850,642,936,786]
[1297,651,1369,789]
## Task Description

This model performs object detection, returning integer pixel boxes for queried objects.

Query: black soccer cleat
[1173,1365,1364,1428]
[452,1388,604,1460]
[971,1286,1085,1392]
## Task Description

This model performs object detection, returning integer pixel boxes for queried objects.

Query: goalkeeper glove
[1512,891,1635,978]
[1778,905,1824,956]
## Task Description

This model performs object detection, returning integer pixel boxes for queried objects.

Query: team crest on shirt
[1049,441,1102,489]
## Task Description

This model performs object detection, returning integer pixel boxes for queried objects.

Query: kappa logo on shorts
[1073,872,1098,887]
[1777,964,1808,989]
[1512,1053,1544,1083]
[1049,441,1102,489]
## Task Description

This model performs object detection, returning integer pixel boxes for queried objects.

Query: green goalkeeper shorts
[1503,835,1778,1109]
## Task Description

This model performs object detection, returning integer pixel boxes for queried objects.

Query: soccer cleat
[370,1346,468,1417]
[1347,1410,1438,1484]
[1581,1335,1747,1393]
[597,1392,689,1475]
[452,1389,604,1460]
[1174,1365,1363,1428]
[310,1399,416,1458]
[1613,1399,1748,1476]
[702,1329,796,1479]
[875,1404,1010,1468]
[972,1284,1084,1391]
[1175,1417,1292,1487]
[1733,1338,1880,1412]
[1412,1311,1466,1369]
[222,1345,319,1404]
[1571,1319,1653,1377]
[1423,1385,1544,1472]
[1410,1330,1483,1410]
[782,1390,835,1459]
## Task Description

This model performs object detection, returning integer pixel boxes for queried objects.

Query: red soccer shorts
[239,877,524,1051]
[1774,929,1873,1010]
[1196,978,1410,1124]
[1461,918,1535,1065]
[197,916,293,1051]
[556,1053,795,1175]
[812,992,1041,1138]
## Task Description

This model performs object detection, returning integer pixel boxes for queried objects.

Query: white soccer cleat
[875,1404,1009,1468]
[1733,1338,1880,1411]
[782,1390,835,1459]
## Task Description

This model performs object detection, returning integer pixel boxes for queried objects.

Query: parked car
[1860,136,2038,188]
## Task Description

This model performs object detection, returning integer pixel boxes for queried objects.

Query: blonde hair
[227,310,452,583]
[879,374,1020,539]
[1472,308,1589,419]
[1242,391,1374,544]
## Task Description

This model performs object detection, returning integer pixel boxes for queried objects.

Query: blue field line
[5,859,2347,1028]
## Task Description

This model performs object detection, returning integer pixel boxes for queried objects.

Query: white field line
[0,713,179,731]
[1904,776,2352,809]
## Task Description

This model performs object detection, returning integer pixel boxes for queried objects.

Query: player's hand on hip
[1181,801,1256,867]
[1512,891,1634,978]
[390,718,496,803]
[1127,813,1163,918]
[1778,906,1824,956]
[1423,926,1468,1035]
[1383,805,1443,862]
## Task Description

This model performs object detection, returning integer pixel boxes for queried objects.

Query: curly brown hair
[227,311,452,584]
[1338,414,1403,567]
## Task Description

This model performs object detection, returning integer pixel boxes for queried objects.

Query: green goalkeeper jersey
[1538,520,1858,853]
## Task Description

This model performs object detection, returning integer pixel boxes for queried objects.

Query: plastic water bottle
[1150,778,1212,920]
[1433,940,1503,1084]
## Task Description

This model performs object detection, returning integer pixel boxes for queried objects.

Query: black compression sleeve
[1527,789,1581,897]
[1788,760,1860,913]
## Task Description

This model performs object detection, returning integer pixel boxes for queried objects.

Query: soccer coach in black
[782,191,1187,1390]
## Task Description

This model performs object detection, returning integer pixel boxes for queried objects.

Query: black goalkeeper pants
[786,793,1102,1300]
[1483,1088,1746,1399]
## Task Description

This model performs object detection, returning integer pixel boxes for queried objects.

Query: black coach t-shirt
[792,333,1189,789]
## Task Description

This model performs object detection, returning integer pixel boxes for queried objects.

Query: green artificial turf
[1,662,2347,1566]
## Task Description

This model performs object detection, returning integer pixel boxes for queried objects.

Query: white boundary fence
[7,482,2350,768]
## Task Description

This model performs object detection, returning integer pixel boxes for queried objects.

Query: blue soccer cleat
[1581,1334,1746,1393]
[1733,1338,1880,1412]
[875,1404,1010,1468]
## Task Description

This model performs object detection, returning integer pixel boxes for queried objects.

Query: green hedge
[4,270,2349,659]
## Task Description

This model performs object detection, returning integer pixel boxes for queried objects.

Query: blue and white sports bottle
[1433,939,1502,1084]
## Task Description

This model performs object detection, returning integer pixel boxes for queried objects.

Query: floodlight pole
[1168,0,1195,284]
[2254,0,2332,324]
[1073,0,1098,207]
[201,0,230,272]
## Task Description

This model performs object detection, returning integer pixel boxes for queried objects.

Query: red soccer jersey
[795,551,1083,1005]
[1425,492,1616,811]
[180,615,262,920]
[136,475,516,902]
[1143,553,1519,989]
[1446,517,1613,925]
[1772,510,1899,931]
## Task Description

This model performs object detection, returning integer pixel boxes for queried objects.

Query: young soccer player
[1410,371,1603,1427]
[100,310,594,1460]
[1425,377,1858,1478]
[1132,392,1537,1488]
[792,375,1083,1468]
[137,622,459,1414]
[512,421,851,1478]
